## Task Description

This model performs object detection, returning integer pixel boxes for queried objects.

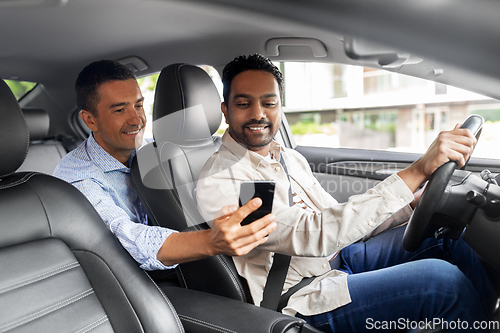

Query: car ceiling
[0,0,332,83]
[1,0,500,113]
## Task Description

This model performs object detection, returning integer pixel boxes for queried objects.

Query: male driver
[53,60,276,271]
[196,54,496,332]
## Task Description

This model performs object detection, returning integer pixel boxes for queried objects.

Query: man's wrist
[397,160,427,193]
[200,229,217,257]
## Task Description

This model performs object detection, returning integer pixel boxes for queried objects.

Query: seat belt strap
[260,253,291,310]
[278,153,294,207]
[260,153,294,311]
[277,276,315,312]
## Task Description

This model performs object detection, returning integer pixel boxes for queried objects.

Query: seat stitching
[173,146,201,227]
[217,256,245,301]
[0,172,38,190]
[176,267,188,288]
[149,142,184,225]
[72,249,144,330]
[0,288,94,332]
[19,107,30,160]
[73,315,109,333]
[144,272,185,332]
[0,261,80,295]
[178,314,236,333]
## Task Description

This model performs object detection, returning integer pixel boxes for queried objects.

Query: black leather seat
[130,64,323,333]
[0,79,184,332]
[131,63,252,302]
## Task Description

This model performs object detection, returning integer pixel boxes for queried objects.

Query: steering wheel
[402,115,484,252]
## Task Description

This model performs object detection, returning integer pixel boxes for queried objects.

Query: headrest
[22,108,50,141]
[0,79,29,178]
[153,63,222,146]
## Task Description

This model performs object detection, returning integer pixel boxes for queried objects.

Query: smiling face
[222,70,282,156]
[80,79,146,164]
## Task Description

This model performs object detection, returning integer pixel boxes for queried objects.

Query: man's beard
[232,118,276,149]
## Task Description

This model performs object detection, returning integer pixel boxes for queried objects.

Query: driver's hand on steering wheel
[398,123,476,194]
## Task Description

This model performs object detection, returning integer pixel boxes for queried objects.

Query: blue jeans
[297,225,496,332]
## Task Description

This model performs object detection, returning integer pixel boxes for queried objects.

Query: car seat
[129,64,325,333]
[16,107,73,174]
[0,78,184,332]
[131,63,254,302]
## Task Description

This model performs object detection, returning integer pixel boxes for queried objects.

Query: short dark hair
[75,60,136,116]
[222,54,284,104]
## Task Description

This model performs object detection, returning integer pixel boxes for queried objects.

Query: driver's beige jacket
[196,131,415,316]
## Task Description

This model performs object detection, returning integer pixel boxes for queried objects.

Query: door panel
[295,145,500,202]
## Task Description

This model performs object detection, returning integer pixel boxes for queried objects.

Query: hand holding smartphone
[238,180,275,226]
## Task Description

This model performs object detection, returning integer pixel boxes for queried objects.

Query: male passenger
[53,60,276,271]
[196,54,496,331]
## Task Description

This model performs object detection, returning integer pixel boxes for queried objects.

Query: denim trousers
[297,224,497,332]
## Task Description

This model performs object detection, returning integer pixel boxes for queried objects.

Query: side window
[137,66,224,140]
[278,62,500,160]
[4,80,37,100]
[137,73,158,139]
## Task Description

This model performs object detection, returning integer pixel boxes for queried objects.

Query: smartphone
[238,180,275,226]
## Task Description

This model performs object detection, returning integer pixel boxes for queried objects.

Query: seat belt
[260,154,294,311]
[260,153,342,311]
[277,276,315,312]
[260,253,291,310]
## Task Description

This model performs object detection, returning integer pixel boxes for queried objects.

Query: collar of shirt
[86,133,137,173]
[221,130,284,170]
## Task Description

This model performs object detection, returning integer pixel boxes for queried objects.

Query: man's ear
[79,110,98,132]
[221,102,229,125]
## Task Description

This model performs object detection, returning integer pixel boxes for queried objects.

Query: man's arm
[73,179,176,270]
[74,179,277,268]
[157,198,277,266]
[197,126,476,258]
[397,125,476,193]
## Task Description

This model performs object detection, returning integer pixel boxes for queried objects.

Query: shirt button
[399,198,405,203]
[322,263,328,268]
[275,166,281,172]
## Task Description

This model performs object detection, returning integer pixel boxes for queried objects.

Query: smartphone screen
[238,180,275,226]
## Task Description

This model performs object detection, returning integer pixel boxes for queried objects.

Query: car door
[292,142,500,204]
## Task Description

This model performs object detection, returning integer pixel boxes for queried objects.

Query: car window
[137,66,223,140]
[137,73,158,140]
[278,62,500,160]
[4,79,37,100]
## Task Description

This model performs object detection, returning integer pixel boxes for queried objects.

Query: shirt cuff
[379,173,416,206]
[138,227,178,271]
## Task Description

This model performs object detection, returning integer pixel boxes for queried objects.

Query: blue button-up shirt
[53,134,176,270]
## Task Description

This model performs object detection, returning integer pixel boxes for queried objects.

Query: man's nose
[127,109,144,126]
[249,104,266,120]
